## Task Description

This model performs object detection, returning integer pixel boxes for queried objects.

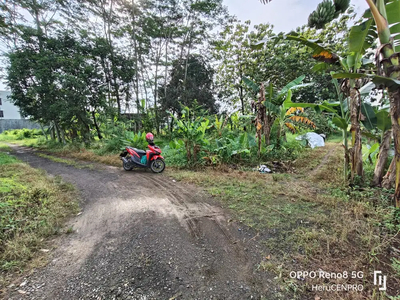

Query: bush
[163,142,188,167]
[95,131,150,156]
[0,129,43,140]
[305,110,339,136]
[260,137,305,161]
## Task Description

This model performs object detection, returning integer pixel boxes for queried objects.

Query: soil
[4,145,279,300]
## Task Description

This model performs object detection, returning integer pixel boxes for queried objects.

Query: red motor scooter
[120,144,165,173]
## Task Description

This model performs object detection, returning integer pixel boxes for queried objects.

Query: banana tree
[252,16,376,182]
[367,0,400,206]
[242,75,312,154]
[331,0,400,206]
[259,0,400,207]
[274,91,317,146]
[368,107,392,187]
[171,106,212,164]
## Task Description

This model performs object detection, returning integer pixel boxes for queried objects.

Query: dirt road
[6,146,277,299]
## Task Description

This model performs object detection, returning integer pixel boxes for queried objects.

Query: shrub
[305,110,339,136]
[163,141,187,167]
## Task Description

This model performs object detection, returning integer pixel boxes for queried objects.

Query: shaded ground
[4,145,278,299]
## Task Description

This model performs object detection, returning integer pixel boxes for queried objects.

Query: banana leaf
[312,62,330,72]
[376,110,392,132]
[361,102,377,131]
[359,82,376,96]
[361,130,380,142]
[386,0,400,52]
[242,76,259,93]
[332,73,400,92]
[332,117,348,130]
[363,142,380,161]
[283,96,339,113]
[263,101,280,115]
[277,75,306,98]
[347,18,375,70]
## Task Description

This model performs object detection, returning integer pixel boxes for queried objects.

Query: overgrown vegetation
[168,143,400,299]
[0,148,79,285]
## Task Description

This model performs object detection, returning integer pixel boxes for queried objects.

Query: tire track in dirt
[4,146,277,299]
[144,174,248,260]
[309,145,336,177]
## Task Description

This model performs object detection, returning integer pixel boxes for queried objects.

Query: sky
[224,0,369,33]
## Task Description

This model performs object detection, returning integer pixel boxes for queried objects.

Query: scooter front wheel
[150,158,165,173]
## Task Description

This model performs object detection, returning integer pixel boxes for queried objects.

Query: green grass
[0,152,18,165]
[0,143,11,152]
[0,152,79,286]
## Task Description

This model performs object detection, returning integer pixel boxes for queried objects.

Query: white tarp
[258,165,272,173]
[296,132,325,149]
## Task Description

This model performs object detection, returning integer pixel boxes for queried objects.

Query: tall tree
[159,54,218,116]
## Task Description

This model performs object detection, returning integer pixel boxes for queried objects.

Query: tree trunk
[372,129,392,186]
[92,111,103,140]
[382,157,396,190]
[60,127,66,145]
[154,59,160,134]
[40,123,48,140]
[349,87,363,182]
[256,83,266,157]
[264,115,274,146]
[54,120,61,143]
[164,39,169,101]
[169,117,174,133]
[276,125,282,148]
[50,121,55,140]
[239,84,244,115]
[131,1,140,115]
[343,128,350,182]
[389,89,400,207]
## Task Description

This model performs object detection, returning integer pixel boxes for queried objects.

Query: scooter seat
[132,147,146,155]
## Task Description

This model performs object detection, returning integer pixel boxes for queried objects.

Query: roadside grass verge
[0,153,79,287]
[0,143,12,152]
[166,143,400,299]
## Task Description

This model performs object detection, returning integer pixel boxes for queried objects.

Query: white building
[0,90,22,119]
[0,90,40,133]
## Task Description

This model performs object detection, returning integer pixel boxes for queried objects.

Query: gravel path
[5,146,277,299]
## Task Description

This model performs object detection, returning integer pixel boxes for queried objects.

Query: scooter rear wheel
[123,157,134,171]
[150,158,165,173]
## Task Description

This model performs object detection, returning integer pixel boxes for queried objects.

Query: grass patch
[166,143,400,299]
[0,152,18,165]
[0,143,11,152]
[0,153,79,286]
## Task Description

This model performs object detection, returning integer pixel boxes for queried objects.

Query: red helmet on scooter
[145,132,154,143]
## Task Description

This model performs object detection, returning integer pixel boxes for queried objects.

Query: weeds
[167,143,400,298]
[0,155,79,285]
[0,152,18,165]
[0,129,42,141]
